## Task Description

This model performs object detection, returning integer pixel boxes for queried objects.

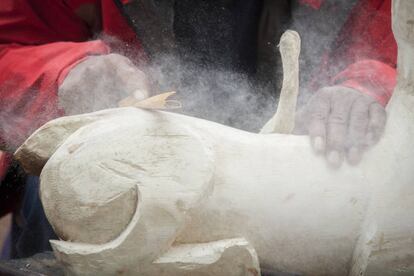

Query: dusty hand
[295,86,386,167]
[59,53,150,115]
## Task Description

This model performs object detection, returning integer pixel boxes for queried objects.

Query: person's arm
[301,58,396,167]
[0,0,150,152]
[0,41,110,151]
[297,0,396,167]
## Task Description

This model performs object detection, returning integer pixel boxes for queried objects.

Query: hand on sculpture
[295,85,386,167]
[58,53,150,115]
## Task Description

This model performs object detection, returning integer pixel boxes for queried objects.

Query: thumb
[292,107,309,135]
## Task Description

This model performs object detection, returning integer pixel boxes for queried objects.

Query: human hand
[295,86,386,167]
[59,53,150,115]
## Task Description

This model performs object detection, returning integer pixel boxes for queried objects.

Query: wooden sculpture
[15,1,414,275]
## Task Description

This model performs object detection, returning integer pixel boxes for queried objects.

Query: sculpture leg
[149,238,260,276]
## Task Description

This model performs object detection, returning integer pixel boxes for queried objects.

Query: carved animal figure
[15,1,414,275]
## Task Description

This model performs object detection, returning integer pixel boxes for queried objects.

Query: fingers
[346,96,371,164]
[345,100,386,165]
[117,66,150,98]
[307,89,331,153]
[108,54,151,99]
[304,86,387,168]
[292,107,308,135]
[96,53,150,100]
[367,102,387,145]
[59,54,150,114]
[325,91,357,167]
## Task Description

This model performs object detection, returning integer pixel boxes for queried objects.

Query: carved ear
[261,30,301,134]
[14,108,131,176]
[14,115,94,176]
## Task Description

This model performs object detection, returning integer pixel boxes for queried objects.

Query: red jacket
[0,0,142,151]
[303,0,397,106]
[0,0,142,182]
[0,0,396,181]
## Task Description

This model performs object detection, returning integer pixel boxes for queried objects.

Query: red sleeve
[0,41,110,151]
[329,0,397,106]
[332,60,396,106]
